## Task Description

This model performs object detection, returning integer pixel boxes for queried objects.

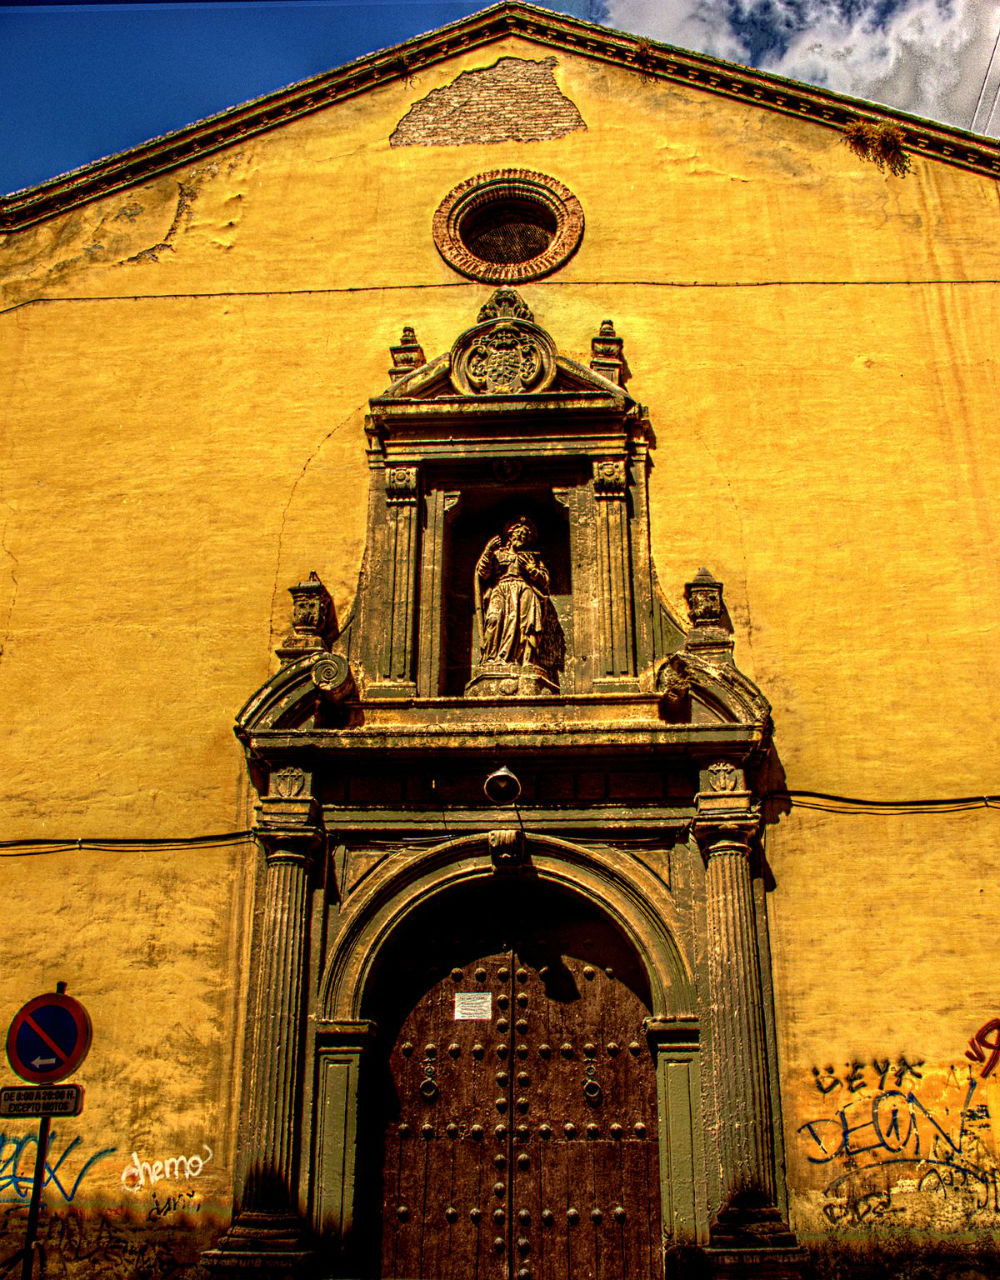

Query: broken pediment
[379,289,629,403]
[237,289,771,753]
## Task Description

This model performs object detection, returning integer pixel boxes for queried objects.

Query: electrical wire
[1,792,998,855]
[764,790,1000,816]
[970,16,1000,133]
[981,67,1000,139]
[0,831,252,857]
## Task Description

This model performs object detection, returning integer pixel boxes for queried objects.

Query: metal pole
[19,1112,50,1280]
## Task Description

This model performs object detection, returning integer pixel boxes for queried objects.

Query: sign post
[4,983,91,1280]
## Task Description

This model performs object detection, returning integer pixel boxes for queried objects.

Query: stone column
[694,777,802,1273]
[203,790,321,1276]
[696,816,776,1204]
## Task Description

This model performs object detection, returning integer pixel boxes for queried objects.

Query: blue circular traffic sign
[6,993,92,1084]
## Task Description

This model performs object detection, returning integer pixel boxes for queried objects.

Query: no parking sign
[6,991,92,1084]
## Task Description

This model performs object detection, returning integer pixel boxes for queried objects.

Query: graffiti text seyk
[798,1082,976,1170]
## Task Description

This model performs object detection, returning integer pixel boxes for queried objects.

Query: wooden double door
[374,884,662,1280]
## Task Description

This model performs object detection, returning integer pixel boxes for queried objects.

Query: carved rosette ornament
[593,459,627,498]
[450,291,556,397]
[384,466,418,503]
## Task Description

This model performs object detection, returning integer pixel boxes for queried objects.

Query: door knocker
[582,1070,603,1105]
[420,1061,438,1101]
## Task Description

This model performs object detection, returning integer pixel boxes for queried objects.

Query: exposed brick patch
[390,57,585,148]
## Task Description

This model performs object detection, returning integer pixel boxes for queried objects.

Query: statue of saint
[475,517,551,667]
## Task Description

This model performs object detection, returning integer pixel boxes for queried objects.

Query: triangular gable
[3,0,998,231]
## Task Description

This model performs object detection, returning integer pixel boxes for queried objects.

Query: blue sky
[2,0,998,195]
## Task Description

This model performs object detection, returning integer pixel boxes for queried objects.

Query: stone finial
[478,288,533,323]
[685,567,724,628]
[683,567,735,659]
[389,325,426,382]
[590,319,628,386]
[276,571,335,664]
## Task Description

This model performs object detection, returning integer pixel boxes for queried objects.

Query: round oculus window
[432,169,584,283]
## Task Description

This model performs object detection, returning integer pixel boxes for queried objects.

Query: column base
[703,1246,806,1280]
[202,1213,318,1278]
[704,1196,805,1279]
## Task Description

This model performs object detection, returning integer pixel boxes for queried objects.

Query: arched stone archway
[309,840,706,1275]
[319,832,696,1023]
[361,876,669,1280]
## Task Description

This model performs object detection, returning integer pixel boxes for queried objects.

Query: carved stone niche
[218,289,801,1280]
[337,287,699,699]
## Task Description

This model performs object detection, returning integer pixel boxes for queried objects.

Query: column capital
[385,464,419,503]
[692,815,760,860]
[254,796,323,865]
[593,458,627,498]
[316,1019,379,1053]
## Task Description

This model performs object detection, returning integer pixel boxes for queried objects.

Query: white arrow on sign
[31,1057,56,1069]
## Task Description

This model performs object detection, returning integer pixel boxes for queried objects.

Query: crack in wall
[125,182,197,265]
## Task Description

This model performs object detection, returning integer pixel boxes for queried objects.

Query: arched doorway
[361,877,662,1280]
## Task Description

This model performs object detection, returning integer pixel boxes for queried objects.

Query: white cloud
[603,0,1000,136]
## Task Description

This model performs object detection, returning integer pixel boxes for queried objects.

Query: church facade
[2,5,1000,1278]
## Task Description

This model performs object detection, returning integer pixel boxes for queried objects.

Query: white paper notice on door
[453,992,492,1020]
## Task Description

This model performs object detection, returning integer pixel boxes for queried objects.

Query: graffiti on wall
[966,1019,1000,1079]
[0,1130,116,1205]
[0,1130,220,1276]
[0,1206,215,1279]
[798,1023,1000,1230]
[121,1145,214,1194]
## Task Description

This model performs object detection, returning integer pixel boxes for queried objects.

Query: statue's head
[504,516,537,549]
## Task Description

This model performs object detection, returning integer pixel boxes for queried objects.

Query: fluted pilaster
[699,822,775,1204]
[242,843,313,1211]
[203,801,321,1277]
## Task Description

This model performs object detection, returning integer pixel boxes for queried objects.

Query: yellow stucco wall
[2,36,998,1264]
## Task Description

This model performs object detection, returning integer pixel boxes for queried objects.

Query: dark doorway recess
[361,879,661,1280]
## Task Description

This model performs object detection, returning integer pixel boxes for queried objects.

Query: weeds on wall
[843,119,911,176]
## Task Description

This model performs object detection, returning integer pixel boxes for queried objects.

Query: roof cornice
[3,1,999,231]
